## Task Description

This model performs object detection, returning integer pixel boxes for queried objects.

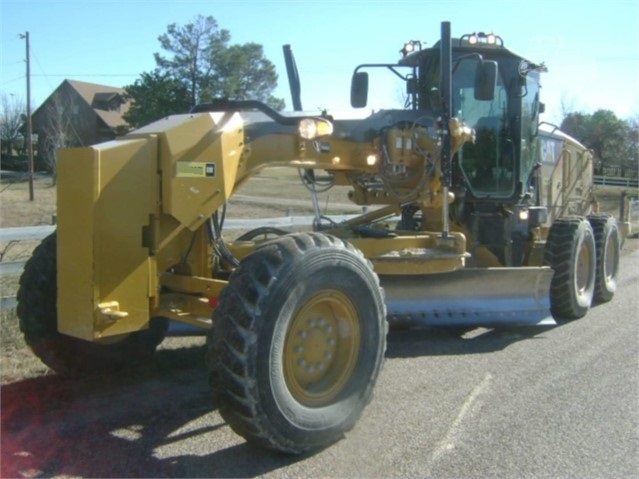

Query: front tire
[588,214,620,303]
[208,232,387,453]
[544,217,596,320]
[16,232,168,377]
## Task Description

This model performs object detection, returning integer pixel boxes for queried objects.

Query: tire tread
[207,232,385,453]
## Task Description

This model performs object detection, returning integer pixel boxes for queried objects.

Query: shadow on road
[1,323,561,478]
[386,324,558,358]
[0,344,309,478]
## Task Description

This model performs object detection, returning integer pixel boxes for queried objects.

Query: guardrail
[0,213,362,310]
[594,175,639,188]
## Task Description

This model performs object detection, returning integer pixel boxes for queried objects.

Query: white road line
[429,372,493,463]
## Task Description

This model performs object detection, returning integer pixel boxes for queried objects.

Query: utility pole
[20,31,35,201]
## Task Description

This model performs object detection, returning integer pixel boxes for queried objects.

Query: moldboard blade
[381,267,555,327]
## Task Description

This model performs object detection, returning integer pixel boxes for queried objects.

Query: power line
[2,74,25,84]
[30,48,56,94]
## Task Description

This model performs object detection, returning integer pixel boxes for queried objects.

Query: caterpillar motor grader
[17,22,620,453]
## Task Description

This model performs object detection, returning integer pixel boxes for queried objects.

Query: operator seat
[465,116,502,186]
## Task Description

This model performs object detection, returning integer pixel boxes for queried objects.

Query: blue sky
[2,0,638,123]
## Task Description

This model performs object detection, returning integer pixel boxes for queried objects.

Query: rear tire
[16,232,168,377]
[544,217,596,320]
[208,232,387,454]
[588,214,620,303]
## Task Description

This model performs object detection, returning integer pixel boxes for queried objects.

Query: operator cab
[351,32,547,203]
[350,31,548,267]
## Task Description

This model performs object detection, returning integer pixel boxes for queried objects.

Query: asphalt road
[2,243,638,478]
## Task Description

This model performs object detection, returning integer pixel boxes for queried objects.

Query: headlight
[463,31,503,47]
[298,118,334,140]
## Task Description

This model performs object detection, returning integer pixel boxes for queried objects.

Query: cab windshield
[454,58,515,197]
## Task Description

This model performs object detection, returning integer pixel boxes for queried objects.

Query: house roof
[33,79,130,130]
[64,79,130,129]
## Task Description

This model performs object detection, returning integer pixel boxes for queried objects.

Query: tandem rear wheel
[588,214,620,303]
[208,232,387,454]
[16,232,168,377]
[544,215,620,320]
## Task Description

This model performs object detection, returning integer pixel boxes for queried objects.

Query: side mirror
[351,71,369,108]
[474,60,497,101]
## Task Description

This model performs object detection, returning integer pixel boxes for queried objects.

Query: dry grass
[594,185,639,215]
[0,310,52,383]
[0,176,57,382]
[0,175,57,228]
[0,171,354,383]
[0,173,636,384]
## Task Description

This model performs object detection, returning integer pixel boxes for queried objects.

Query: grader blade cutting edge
[381,267,556,327]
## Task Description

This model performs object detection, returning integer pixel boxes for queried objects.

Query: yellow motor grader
[17,22,620,453]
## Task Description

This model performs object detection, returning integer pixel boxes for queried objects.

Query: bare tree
[40,91,79,183]
[558,93,577,124]
[0,93,26,161]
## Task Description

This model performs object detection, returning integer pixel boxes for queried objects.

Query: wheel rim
[576,239,593,293]
[284,289,361,407]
